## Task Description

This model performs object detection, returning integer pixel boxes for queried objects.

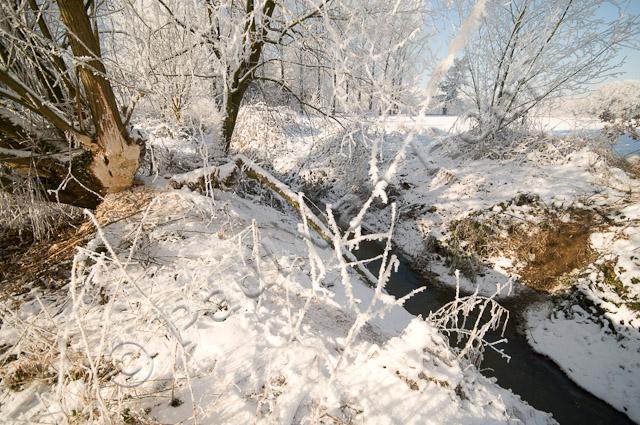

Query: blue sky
[428,1,640,83]
[599,1,640,80]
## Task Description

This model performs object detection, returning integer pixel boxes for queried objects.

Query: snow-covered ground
[233,109,640,422]
[0,185,554,424]
[381,115,603,135]
[1,110,636,423]
[233,111,626,294]
[526,301,640,422]
[526,200,640,422]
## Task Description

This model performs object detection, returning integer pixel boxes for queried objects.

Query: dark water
[353,240,635,425]
[613,133,639,158]
[549,130,637,158]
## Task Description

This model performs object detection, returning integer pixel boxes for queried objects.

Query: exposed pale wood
[58,0,142,195]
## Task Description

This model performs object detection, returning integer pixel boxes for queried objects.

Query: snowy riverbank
[0,185,554,424]
[234,109,640,422]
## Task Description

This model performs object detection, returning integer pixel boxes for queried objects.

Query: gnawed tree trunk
[0,0,142,209]
[57,0,141,195]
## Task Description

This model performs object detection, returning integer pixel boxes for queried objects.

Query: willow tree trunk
[58,0,141,197]
[221,84,249,152]
[0,1,142,209]
[220,0,276,153]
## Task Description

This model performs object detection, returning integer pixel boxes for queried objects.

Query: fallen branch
[170,154,379,285]
[169,162,239,191]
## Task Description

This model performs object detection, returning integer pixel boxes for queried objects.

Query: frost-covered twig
[428,271,512,364]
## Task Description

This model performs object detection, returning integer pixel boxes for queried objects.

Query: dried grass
[0,184,84,241]
[444,196,600,292]
[0,186,157,301]
[513,210,596,291]
[1,355,57,391]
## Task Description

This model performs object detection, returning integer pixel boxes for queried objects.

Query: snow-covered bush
[450,0,639,147]
[583,81,640,141]
[231,105,373,200]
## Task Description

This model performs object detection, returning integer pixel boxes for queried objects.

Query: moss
[600,262,629,297]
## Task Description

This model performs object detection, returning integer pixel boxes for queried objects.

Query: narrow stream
[353,239,635,425]
[613,133,639,158]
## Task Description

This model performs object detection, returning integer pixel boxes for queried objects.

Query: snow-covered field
[0,185,554,424]
[233,110,640,422]
[380,115,603,134]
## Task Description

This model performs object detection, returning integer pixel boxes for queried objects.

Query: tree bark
[0,1,143,208]
[222,84,249,152]
[220,0,276,152]
[57,0,141,195]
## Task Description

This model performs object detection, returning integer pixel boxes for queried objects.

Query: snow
[232,108,640,422]
[1,102,636,423]
[382,115,604,135]
[378,119,640,422]
[523,196,640,423]
[0,186,553,424]
[237,112,614,295]
[526,303,640,423]
[536,117,603,133]
[375,122,640,422]
[170,165,219,183]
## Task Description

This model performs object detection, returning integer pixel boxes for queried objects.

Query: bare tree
[451,0,639,142]
[110,0,428,153]
[0,0,143,208]
[142,0,331,152]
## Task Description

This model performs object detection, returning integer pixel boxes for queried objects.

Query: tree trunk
[1,2,142,208]
[222,84,249,153]
[57,0,141,196]
[218,0,276,153]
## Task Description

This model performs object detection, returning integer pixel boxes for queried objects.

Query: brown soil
[515,210,597,291]
[445,200,603,292]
